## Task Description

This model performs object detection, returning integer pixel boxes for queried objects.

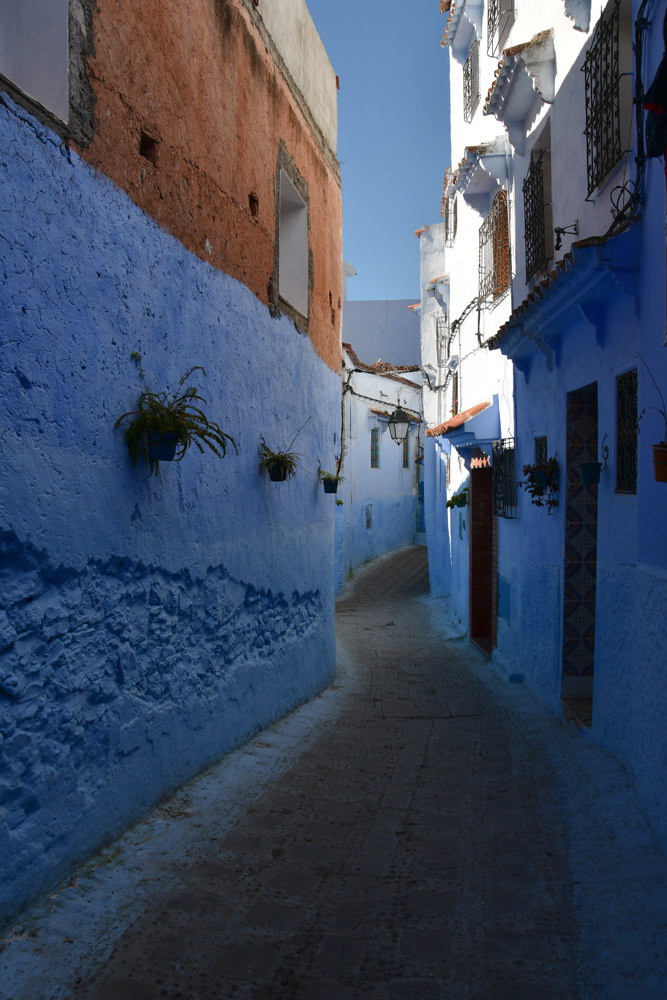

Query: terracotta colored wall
[76,0,342,371]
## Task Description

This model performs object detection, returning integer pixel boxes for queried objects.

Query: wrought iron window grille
[534,436,548,465]
[487,0,515,58]
[370,427,379,469]
[479,191,511,302]
[492,438,518,518]
[583,0,627,197]
[523,152,549,281]
[616,369,638,493]
[402,436,410,468]
[445,195,458,247]
[436,314,450,368]
[451,372,459,416]
[463,40,480,123]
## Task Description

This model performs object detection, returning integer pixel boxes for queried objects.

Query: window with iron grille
[445,454,451,488]
[463,40,480,123]
[479,191,510,301]
[370,427,379,468]
[487,0,515,58]
[403,435,410,469]
[523,152,548,280]
[583,0,623,196]
[451,372,459,416]
[436,314,449,368]
[616,369,637,493]
[365,504,373,530]
[534,436,548,465]
[492,438,518,518]
[445,195,458,247]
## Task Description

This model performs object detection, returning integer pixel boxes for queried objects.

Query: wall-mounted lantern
[388,405,410,445]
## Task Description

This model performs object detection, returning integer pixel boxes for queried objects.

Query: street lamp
[388,405,410,445]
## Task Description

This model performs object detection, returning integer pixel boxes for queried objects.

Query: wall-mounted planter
[578,462,602,486]
[322,479,338,494]
[652,443,667,483]
[532,469,551,488]
[268,465,288,482]
[147,431,179,464]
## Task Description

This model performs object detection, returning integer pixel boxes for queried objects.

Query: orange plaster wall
[76,0,342,372]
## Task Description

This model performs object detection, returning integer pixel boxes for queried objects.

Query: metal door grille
[523,152,547,280]
[583,1,622,196]
[370,427,379,468]
[487,0,515,58]
[492,438,517,518]
[463,41,480,123]
[616,369,637,493]
[479,191,510,301]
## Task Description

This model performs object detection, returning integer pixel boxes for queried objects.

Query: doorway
[562,383,598,727]
[469,466,497,656]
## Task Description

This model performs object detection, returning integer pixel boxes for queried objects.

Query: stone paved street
[3,547,667,1000]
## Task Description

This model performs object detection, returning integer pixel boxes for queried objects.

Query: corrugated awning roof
[426,401,491,438]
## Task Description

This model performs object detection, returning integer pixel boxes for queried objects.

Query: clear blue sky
[306,0,451,302]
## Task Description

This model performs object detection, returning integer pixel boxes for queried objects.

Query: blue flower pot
[147,431,178,463]
[578,462,602,485]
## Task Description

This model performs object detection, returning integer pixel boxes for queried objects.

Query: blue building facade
[0,0,342,925]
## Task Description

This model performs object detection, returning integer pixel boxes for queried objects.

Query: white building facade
[421,0,667,852]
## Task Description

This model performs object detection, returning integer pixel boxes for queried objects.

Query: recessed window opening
[365,504,373,530]
[139,132,158,166]
[278,170,308,317]
[0,0,69,121]
[249,192,259,217]
[616,368,638,493]
[534,436,548,465]
[451,372,459,416]
[403,436,410,469]
[479,190,510,301]
[492,438,518,518]
[524,121,553,280]
[370,427,380,469]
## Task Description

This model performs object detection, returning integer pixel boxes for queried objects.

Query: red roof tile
[425,401,491,438]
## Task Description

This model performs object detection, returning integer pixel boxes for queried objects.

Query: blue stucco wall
[0,97,339,923]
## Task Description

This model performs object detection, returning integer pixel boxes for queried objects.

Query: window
[583,0,626,196]
[534,436,548,465]
[445,194,458,247]
[370,427,380,468]
[616,369,637,493]
[451,372,459,416]
[278,170,309,317]
[492,438,518,518]
[479,191,510,301]
[487,0,515,58]
[0,0,69,121]
[402,436,410,469]
[436,313,449,368]
[445,454,451,488]
[463,41,480,123]
[365,504,373,530]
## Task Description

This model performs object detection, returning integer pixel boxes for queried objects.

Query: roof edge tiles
[440,0,483,50]
[343,343,423,388]
[426,401,491,437]
[483,30,555,155]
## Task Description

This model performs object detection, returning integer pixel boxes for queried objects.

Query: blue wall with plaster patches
[0,96,339,924]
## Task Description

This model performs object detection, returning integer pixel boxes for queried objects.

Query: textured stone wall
[0,94,339,924]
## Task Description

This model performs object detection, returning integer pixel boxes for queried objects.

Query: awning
[483,31,555,154]
[425,396,500,447]
[453,137,508,215]
[441,0,483,56]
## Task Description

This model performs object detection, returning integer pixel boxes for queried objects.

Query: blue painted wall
[0,97,340,923]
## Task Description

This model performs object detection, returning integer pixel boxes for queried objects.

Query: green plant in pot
[446,486,468,509]
[519,456,559,514]
[319,469,346,495]
[115,354,237,476]
[258,417,311,482]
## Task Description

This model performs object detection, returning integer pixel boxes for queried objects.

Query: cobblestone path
[4,547,667,1000]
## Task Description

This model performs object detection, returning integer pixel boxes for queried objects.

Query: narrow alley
[3,548,667,1000]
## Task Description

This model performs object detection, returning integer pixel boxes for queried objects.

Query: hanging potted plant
[259,417,310,483]
[446,486,468,509]
[115,353,237,476]
[319,469,346,494]
[638,353,667,483]
[578,461,603,485]
[519,456,559,514]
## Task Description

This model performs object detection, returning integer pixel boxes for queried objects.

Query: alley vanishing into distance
[3,547,667,1000]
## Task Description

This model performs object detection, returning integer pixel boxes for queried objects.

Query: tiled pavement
[3,546,667,999]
